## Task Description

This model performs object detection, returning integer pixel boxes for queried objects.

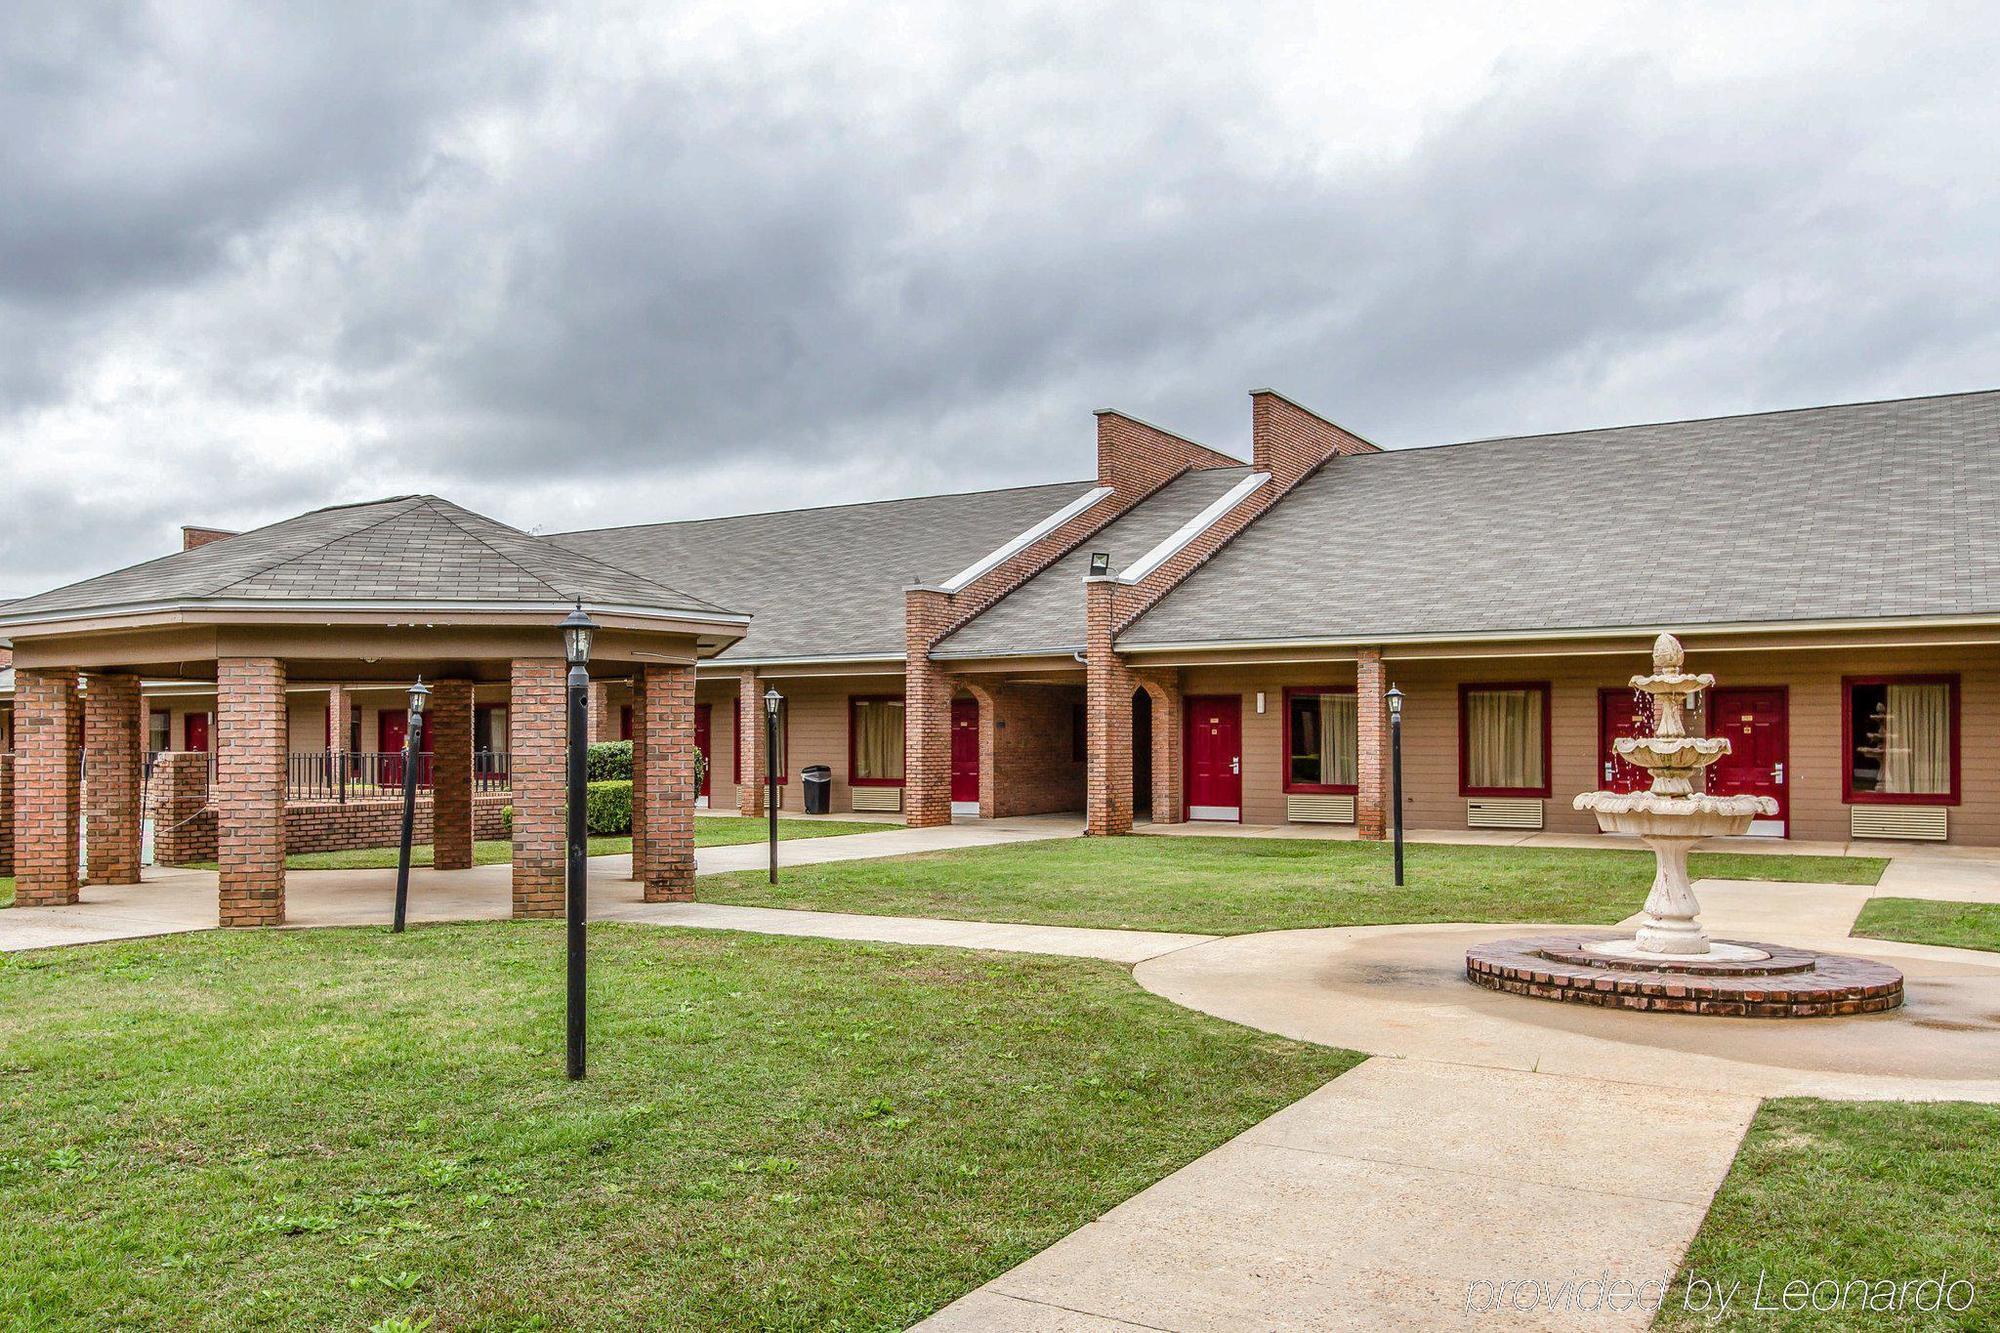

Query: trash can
[802,765,833,814]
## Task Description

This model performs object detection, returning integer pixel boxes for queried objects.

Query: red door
[379,709,434,786]
[1706,687,1788,834]
[184,713,210,752]
[695,704,712,800]
[951,699,980,805]
[1184,696,1242,821]
[1597,689,1653,794]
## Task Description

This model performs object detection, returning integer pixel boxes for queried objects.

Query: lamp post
[560,603,597,1081]
[1386,685,1405,886]
[764,686,783,884]
[392,676,430,933]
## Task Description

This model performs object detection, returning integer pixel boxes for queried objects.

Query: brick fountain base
[1465,933,1904,1018]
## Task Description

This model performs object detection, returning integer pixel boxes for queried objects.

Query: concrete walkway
[0,814,1085,953]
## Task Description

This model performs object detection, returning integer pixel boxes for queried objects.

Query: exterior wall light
[1088,551,1111,576]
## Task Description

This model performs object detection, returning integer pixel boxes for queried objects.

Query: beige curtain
[1467,688,1544,790]
[1881,683,1950,794]
[854,700,904,781]
[1319,694,1358,786]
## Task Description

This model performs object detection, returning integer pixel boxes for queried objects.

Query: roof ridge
[421,499,598,603]
[553,477,1098,540]
[202,496,432,598]
[1382,385,2000,459]
[430,498,720,610]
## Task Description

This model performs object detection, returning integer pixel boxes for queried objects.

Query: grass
[702,835,1888,936]
[0,877,10,910]
[0,923,1354,1330]
[182,816,899,873]
[1662,1098,2000,1330]
[1852,897,2000,953]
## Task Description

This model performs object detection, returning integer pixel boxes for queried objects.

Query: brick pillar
[14,668,82,905]
[510,659,566,918]
[735,669,766,817]
[429,679,474,871]
[629,672,649,882]
[216,657,287,926]
[0,753,14,879]
[904,587,955,828]
[149,752,213,866]
[326,684,350,754]
[1356,648,1389,840]
[84,673,143,885]
[1085,579,1135,836]
[1141,673,1185,825]
[639,662,696,902]
[588,681,614,744]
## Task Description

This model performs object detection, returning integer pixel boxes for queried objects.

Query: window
[1844,675,1959,804]
[849,696,906,785]
[475,705,509,753]
[147,710,171,755]
[734,697,789,785]
[1459,683,1551,797]
[1284,687,1357,792]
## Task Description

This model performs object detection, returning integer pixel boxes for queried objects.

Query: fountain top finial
[1652,632,1684,672]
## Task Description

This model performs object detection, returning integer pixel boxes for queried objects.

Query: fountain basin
[1573,791,1778,840]
[1612,735,1730,769]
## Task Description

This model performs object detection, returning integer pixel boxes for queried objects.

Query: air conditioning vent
[1850,805,1947,842]
[1467,798,1544,830]
[850,787,904,813]
[1286,793,1356,824]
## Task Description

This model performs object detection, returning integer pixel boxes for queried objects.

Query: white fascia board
[940,487,1115,593]
[1116,473,1268,583]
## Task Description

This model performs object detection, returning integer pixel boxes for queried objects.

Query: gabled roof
[0,495,735,626]
[555,481,1097,662]
[933,466,1258,658]
[1121,389,2000,648]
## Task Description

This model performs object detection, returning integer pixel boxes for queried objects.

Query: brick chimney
[181,525,238,551]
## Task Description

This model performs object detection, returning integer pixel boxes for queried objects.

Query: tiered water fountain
[1465,633,1905,1018]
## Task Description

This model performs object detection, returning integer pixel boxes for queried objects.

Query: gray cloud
[3,1,1997,599]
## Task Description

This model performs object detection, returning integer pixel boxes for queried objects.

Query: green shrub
[587,741,633,782]
[586,780,632,835]
[500,806,513,835]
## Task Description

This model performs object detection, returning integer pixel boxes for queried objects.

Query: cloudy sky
[3,2,1996,597]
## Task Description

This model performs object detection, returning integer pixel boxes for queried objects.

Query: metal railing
[285,750,511,803]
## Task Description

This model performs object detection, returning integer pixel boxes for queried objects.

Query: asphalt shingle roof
[934,466,1258,657]
[1121,390,2000,647]
[555,481,1099,661]
[0,495,731,622]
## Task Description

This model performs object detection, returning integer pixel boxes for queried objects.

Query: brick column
[84,673,143,885]
[1140,673,1185,825]
[1356,648,1389,840]
[903,587,955,827]
[216,657,287,926]
[326,684,350,754]
[509,659,566,918]
[149,752,213,866]
[429,679,474,871]
[0,753,14,879]
[629,672,649,882]
[588,681,614,744]
[735,669,766,817]
[14,668,82,905]
[1085,578,1135,837]
[638,663,696,902]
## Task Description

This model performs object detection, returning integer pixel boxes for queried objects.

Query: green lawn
[1663,1098,2000,1330]
[703,836,1888,936]
[186,816,899,873]
[0,877,10,910]
[1852,897,2000,953]
[0,924,1354,1329]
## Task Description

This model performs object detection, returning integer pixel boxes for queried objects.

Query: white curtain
[854,700,905,781]
[1319,694,1357,786]
[1881,683,1950,794]
[1467,688,1544,790]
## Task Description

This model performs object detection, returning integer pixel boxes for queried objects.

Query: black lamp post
[1386,685,1405,886]
[560,602,597,1081]
[392,676,430,933]
[763,686,783,884]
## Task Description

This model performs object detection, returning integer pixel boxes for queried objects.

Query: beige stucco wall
[1174,641,2000,845]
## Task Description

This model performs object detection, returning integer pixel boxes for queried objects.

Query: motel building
[1,386,1997,922]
